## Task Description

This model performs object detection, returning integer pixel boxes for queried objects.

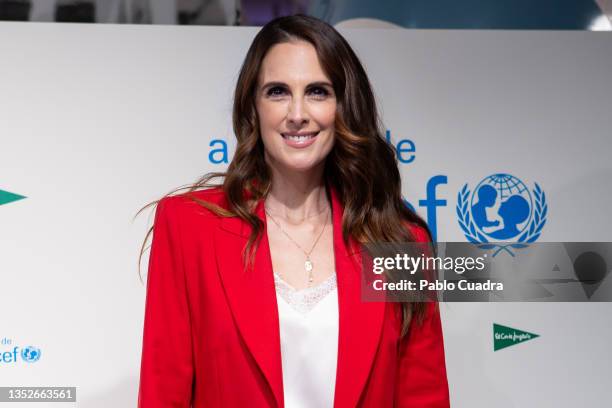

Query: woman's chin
[277,159,325,174]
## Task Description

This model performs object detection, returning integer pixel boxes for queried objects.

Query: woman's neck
[264,163,330,224]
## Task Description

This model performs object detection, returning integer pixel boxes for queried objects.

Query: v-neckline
[273,271,336,292]
[274,272,337,314]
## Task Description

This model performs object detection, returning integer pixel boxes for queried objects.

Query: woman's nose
[286,97,309,126]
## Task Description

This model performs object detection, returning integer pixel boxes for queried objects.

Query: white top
[274,272,339,408]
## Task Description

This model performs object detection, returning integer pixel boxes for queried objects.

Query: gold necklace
[264,206,330,286]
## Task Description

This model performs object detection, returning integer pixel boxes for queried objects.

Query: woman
[138,14,449,407]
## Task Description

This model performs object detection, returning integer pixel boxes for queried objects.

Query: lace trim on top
[274,272,337,314]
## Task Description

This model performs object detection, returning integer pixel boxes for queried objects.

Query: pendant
[305,259,313,272]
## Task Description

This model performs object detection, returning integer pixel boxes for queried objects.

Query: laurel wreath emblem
[456,183,547,256]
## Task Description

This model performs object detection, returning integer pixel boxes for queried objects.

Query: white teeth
[288,135,311,141]
[283,133,317,142]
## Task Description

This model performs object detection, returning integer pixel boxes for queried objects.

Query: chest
[266,226,336,290]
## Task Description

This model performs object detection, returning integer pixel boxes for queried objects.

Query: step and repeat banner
[0,22,611,406]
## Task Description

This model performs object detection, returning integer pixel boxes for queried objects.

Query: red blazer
[138,185,450,407]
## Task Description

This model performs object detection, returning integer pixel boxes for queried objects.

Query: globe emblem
[21,346,41,363]
[457,173,547,256]
[470,174,533,240]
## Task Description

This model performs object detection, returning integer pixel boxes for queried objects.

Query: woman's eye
[266,87,286,97]
[309,87,329,98]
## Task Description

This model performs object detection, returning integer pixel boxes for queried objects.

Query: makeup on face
[256,41,337,172]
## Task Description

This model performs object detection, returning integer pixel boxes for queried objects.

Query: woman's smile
[281,131,320,148]
[256,40,336,173]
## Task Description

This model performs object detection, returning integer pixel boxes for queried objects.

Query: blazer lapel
[330,186,386,408]
[214,198,284,407]
[213,184,385,408]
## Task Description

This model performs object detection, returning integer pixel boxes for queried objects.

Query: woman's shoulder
[157,186,229,220]
[404,221,432,243]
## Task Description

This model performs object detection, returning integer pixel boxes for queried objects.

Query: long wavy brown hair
[137,14,433,336]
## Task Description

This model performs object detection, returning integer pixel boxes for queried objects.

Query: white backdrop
[0,22,611,407]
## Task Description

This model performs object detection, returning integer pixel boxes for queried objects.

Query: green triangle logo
[493,323,539,351]
[0,189,27,206]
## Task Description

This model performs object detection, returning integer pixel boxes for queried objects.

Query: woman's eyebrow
[307,81,334,89]
[260,80,333,89]
[260,81,286,90]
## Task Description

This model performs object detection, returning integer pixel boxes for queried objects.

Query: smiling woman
[258,42,336,159]
[138,14,449,408]
[257,40,336,179]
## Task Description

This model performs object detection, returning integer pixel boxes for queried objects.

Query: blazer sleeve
[395,224,450,408]
[139,197,194,407]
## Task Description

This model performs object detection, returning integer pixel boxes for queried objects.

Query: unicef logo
[457,174,547,256]
[20,346,41,363]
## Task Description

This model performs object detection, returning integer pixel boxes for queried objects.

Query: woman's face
[256,40,336,175]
